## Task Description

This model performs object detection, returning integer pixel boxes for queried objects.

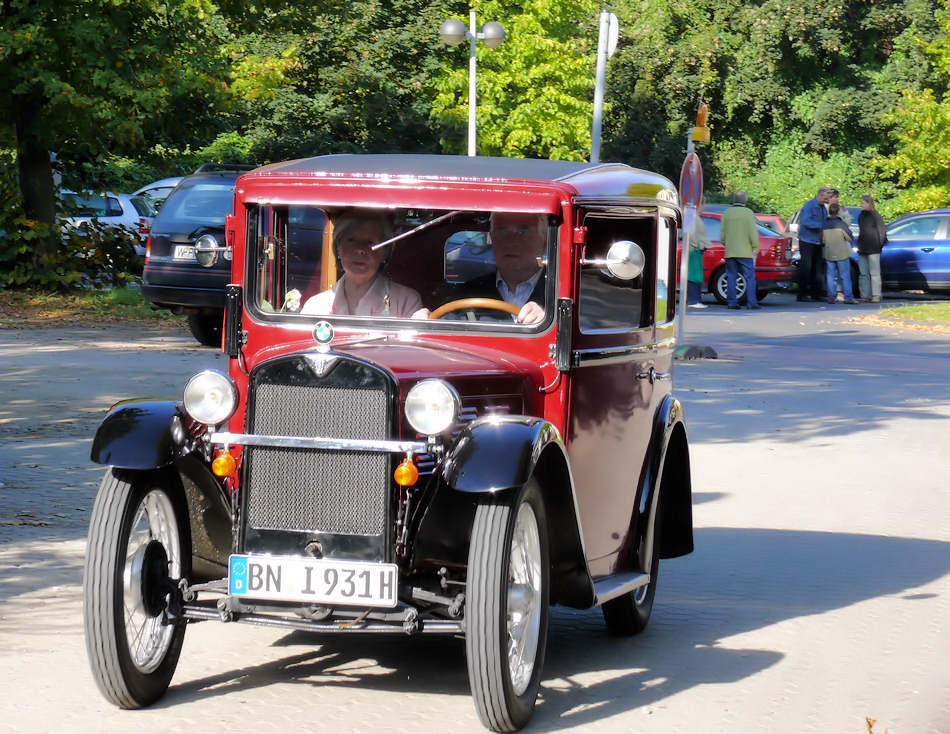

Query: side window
[702,215,721,242]
[578,214,654,332]
[106,197,123,216]
[887,217,941,240]
[656,217,674,325]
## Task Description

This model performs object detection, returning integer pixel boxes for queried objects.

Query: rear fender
[620,396,694,575]
[412,417,594,608]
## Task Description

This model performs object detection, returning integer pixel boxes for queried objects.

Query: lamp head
[480,21,505,49]
[439,18,467,46]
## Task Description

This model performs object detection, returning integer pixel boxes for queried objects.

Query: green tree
[431,0,598,160]
[0,0,231,252]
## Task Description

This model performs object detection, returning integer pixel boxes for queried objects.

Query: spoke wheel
[466,480,549,732]
[84,468,190,708]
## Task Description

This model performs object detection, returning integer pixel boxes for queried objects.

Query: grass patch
[0,286,185,327]
[879,302,950,325]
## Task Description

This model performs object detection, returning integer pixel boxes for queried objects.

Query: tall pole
[468,10,477,157]
[590,10,609,163]
[676,128,695,346]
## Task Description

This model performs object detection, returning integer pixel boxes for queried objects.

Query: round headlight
[195,234,219,268]
[405,379,460,436]
[183,370,238,426]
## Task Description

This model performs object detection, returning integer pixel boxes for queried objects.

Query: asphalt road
[1,293,948,733]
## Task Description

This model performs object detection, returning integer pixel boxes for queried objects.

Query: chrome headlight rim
[405,378,461,436]
[183,369,238,426]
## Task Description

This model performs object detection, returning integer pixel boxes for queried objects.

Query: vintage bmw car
[84,154,694,731]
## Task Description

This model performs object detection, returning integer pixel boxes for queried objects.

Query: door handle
[922,247,935,253]
[636,367,671,384]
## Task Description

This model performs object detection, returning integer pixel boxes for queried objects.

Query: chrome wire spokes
[506,502,542,696]
[122,490,180,673]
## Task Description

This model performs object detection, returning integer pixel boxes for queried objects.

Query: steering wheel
[428,298,521,320]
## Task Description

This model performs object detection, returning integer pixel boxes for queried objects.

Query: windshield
[154,180,235,230]
[248,205,556,329]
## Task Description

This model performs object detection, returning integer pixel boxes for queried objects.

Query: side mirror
[580,240,646,281]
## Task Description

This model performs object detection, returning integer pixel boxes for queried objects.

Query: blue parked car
[880,209,950,292]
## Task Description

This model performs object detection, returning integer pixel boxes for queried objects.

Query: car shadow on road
[153,526,949,728]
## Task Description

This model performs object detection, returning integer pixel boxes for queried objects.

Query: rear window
[154,180,235,229]
[130,196,156,217]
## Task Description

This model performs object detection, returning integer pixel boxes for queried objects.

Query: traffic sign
[679,152,703,208]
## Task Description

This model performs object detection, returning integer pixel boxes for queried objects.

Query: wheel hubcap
[506,502,542,696]
[122,489,180,673]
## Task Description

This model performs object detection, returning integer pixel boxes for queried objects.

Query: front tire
[466,480,550,732]
[84,468,190,708]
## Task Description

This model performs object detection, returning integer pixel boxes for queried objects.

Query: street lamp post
[439,11,505,157]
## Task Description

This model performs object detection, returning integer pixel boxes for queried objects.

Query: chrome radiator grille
[244,363,391,536]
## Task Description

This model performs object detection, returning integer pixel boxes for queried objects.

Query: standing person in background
[721,191,761,310]
[828,189,851,227]
[797,186,832,301]
[686,202,711,309]
[856,195,886,303]
[821,202,857,304]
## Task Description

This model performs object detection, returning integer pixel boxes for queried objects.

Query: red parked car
[84,154,695,731]
[681,211,796,304]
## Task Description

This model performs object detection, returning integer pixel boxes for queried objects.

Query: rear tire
[601,534,660,636]
[711,267,747,305]
[84,468,190,708]
[187,312,222,347]
[466,480,549,732]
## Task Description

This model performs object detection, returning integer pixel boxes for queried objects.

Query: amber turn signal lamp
[394,457,419,487]
[212,450,237,477]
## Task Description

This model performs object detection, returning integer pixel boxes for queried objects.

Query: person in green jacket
[720,191,761,309]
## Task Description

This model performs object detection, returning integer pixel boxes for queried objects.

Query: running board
[592,572,650,606]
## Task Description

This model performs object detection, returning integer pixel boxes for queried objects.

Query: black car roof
[248,154,677,203]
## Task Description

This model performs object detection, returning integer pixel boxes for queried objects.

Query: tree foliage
[6,0,950,288]
[431,0,597,159]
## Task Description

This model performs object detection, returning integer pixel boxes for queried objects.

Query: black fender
[90,399,188,469]
[619,395,694,576]
[91,400,233,582]
[413,417,594,608]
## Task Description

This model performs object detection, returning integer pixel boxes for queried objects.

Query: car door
[566,208,676,577]
[882,215,945,289]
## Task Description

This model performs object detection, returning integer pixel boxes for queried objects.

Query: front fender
[442,416,562,493]
[90,399,187,469]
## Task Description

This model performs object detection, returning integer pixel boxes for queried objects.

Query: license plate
[228,554,398,608]
[173,245,195,260]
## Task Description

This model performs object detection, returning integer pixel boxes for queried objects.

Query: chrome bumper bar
[209,431,428,455]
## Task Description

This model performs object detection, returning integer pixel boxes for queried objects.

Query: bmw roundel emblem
[313,320,334,345]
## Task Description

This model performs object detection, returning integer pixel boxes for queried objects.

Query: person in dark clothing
[856,195,887,302]
[797,186,833,301]
[451,211,547,323]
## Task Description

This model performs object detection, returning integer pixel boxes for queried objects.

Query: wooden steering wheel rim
[428,297,521,319]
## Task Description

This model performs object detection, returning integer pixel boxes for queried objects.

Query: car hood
[251,334,540,401]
